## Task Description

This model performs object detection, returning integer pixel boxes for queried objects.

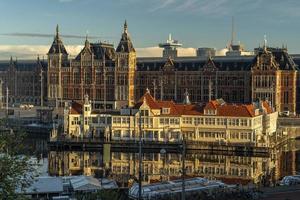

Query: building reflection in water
[49,151,273,186]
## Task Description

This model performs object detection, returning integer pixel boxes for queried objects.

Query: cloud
[136,46,197,57]
[0,45,83,60]
[136,47,162,57]
[0,33,109,39]
[0,45,221,60]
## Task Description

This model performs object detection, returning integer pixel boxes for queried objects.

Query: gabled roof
[216,104,256,117]
[174,104,204,116]
[135,90,160,109]
[116,21,135,53]
[251,47,298,71]
[133,91,273,118]
[75,42,116,61]
[202,56,218,72]
[48,25,68,55]
[161,57,175,71]
[204,100,219,110]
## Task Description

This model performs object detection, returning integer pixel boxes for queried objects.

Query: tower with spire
[47,25,68,107]
[115,20,136,107]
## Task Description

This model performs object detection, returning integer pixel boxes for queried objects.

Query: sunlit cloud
[0,45,83,60]
[0,44,229,60]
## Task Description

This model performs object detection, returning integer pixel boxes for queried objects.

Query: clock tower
[47,25,68,107]
[115,21,136,108]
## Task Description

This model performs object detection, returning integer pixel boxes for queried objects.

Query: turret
[116,20,135,53]
[115,20,136,108]
[48,24,68,63]
[47,25,68,107]
[83,94,92,134]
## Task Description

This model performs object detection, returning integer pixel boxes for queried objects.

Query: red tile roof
[262,101,273,114]
[69,101,82,115]
[204,100,219,110]
[134,91,274,118]
[135,91,160,109]
[217,104,256,117]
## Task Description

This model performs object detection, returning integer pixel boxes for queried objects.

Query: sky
[1,0,300,59]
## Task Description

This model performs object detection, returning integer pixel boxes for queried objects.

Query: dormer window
[255,109,260,116]
[204,109,216,115]
[162,107,170,115]
[140,109,149,116]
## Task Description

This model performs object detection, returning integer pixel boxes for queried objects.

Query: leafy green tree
[0,119,38,200]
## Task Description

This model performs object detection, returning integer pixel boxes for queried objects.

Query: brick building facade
[47,22,136,109]
[0,22,299,115]
[45,22,299,114]
[136,47,298,114]
[0,58,47,106]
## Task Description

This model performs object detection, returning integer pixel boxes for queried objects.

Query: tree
[0,119,38,199]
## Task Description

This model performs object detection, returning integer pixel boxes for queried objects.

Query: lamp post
[160,148,167,181]
[180,134,186,200]
[138,110,142,200]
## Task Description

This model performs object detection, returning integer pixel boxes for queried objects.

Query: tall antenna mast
[230,16,235,49]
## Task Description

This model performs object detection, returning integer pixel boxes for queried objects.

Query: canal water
[48,150,274,187]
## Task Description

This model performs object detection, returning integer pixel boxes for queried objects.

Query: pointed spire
[146,88,150,94]
[56,24,59,38]
[263,34,267,51]
[116,20,135,53]
[84,32,90,49]
[48,24,68,55]
[124,20,128,34]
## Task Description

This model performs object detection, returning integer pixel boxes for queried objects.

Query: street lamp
[179,133,186,200]
[160,148,167,181]
[138,109,143,200]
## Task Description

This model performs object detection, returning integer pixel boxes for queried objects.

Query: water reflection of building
[273,118,300,180]
[49,151,103,177]
[48,151,272,185]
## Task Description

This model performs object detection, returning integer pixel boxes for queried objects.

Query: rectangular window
[160,118,164,125]
[113,130,121,138]
[74,72,81,84]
